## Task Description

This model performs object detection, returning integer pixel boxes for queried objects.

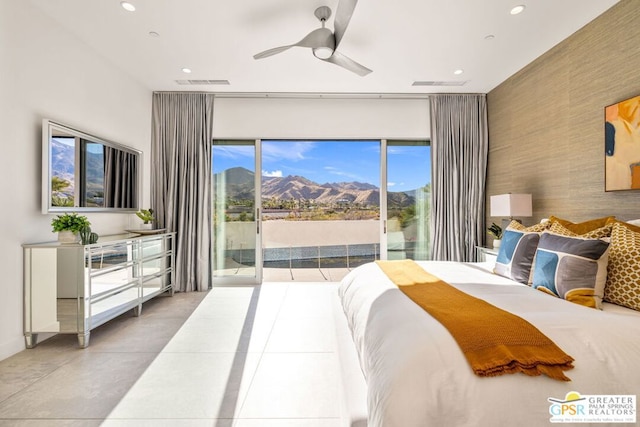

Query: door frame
[211,139,262,286]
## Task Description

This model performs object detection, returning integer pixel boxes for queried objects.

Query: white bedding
[338,261,640,427]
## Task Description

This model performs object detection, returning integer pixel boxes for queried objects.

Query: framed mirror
[42,119,142,213]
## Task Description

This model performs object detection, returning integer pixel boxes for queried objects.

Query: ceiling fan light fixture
[313,47,334,60]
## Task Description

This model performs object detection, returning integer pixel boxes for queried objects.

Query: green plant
[136,208,154,224]
[51,213,90,233]
[487,222,503,240]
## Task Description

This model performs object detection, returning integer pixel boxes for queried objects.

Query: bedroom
[1,0,639,425]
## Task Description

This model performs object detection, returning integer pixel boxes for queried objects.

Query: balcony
[214,219,429,282]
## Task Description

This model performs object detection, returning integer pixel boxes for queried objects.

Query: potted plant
[51,213,91,244]
[487,222,503,249]
[135,208,155,229]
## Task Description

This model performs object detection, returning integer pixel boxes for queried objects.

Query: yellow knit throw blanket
[376,260,574,381]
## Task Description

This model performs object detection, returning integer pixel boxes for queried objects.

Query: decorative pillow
[531,232,609,309]
[604,222,640,311]
[548,221,613,239]
[494,227,540,284]
[548,216,616,235]
[507,220,549,233]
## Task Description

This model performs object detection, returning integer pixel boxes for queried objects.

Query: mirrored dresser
[23,232,175,348]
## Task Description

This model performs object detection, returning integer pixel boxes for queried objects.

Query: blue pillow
[494,228,540,284]
[531,232,609,309]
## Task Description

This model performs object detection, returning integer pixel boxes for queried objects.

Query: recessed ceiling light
[120,1,136,12]
[510,5,526,15]
[182,68,192,74]
[453,69,464,75]
[484,34,495,40]
[149,31,160,37]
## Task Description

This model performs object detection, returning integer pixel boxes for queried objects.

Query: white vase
[493,239,502,249]
[140,223,153,230]
[58,230,79,244]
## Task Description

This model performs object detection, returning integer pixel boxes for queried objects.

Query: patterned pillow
[531,232,609,309]
[548,216,616,236]
[494,226,540,284]
[507,220,549,233]
[604,222,640,311]
[548,221,613,239]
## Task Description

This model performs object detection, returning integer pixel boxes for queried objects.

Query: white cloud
[262,169,283,177]
[212,145,254,159]
[262,141,316,162]
[323,166,365,182]
[388,182,396,187]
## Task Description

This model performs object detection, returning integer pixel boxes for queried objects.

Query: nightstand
[475,246,499,263]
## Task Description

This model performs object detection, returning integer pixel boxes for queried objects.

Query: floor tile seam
[274,316,335,320]
[0,349,97,404]
[157,351,265,355]
[81,350,161,355]
[260,351,335,354]
[103,416,237,420]
[233,417,342,420]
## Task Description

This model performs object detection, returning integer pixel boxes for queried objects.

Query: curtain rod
[152,91,433,100]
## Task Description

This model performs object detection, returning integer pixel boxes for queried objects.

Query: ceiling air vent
[175,79,230,85]
[412,81,467,87]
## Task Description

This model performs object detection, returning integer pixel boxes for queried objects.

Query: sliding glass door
[211,139,431,284]
[212,140,262,284]
[383,140,431,260]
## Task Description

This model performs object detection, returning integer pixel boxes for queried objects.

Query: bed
[336,260,640,426]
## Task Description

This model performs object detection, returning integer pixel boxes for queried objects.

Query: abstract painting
[605,94,640,191]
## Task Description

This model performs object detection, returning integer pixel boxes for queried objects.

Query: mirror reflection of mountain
[51,138,105,202]
[213,167,427,209]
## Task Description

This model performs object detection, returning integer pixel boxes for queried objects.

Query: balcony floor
[263,267,350,282]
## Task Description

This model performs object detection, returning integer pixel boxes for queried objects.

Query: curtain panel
[104,146,138,208]
[151,92,214,292]
[430,94,488,262]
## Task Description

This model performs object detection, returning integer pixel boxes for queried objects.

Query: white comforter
[338,261,640,427]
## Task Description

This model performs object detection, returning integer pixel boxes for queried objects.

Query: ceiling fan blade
[333,0,358,48]
[324,51,372,76]
[254,45,293,60]
[254,28,334,60]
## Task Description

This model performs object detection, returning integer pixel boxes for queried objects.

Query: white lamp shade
[490,194,532,217]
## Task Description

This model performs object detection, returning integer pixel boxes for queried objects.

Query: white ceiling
[30,0,619,95]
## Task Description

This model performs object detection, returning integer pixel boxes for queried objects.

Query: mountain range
[215,167,419,208]
[51,138,104,191]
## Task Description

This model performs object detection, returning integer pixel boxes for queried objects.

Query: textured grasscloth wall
[487,0,640,229]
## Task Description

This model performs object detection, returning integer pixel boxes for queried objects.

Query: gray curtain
[151,93,214,292]
[429,94,488,262]
[104,146,138,208]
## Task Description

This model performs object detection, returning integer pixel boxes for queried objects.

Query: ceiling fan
[253,0,372,76]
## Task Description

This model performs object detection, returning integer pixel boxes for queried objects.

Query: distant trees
[51,176,74,207]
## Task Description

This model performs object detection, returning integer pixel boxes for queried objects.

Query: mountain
[51,138,105,192]
[214,167,417,208]
[213,167,255,200]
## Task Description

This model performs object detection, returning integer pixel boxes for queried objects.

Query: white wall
[213,97,430,139]
[0,4,430,362]
[0,1,152,360]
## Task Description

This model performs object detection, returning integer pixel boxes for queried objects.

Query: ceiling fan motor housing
[314,6,332,22]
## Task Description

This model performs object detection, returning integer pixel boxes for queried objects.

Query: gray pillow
[494,228,540,284]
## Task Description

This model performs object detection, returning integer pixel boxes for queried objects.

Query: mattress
[338,261,640,426]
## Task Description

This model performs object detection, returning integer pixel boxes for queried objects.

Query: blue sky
[212,140,430,191]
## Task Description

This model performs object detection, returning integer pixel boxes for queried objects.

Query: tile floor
[0,270,348,426]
